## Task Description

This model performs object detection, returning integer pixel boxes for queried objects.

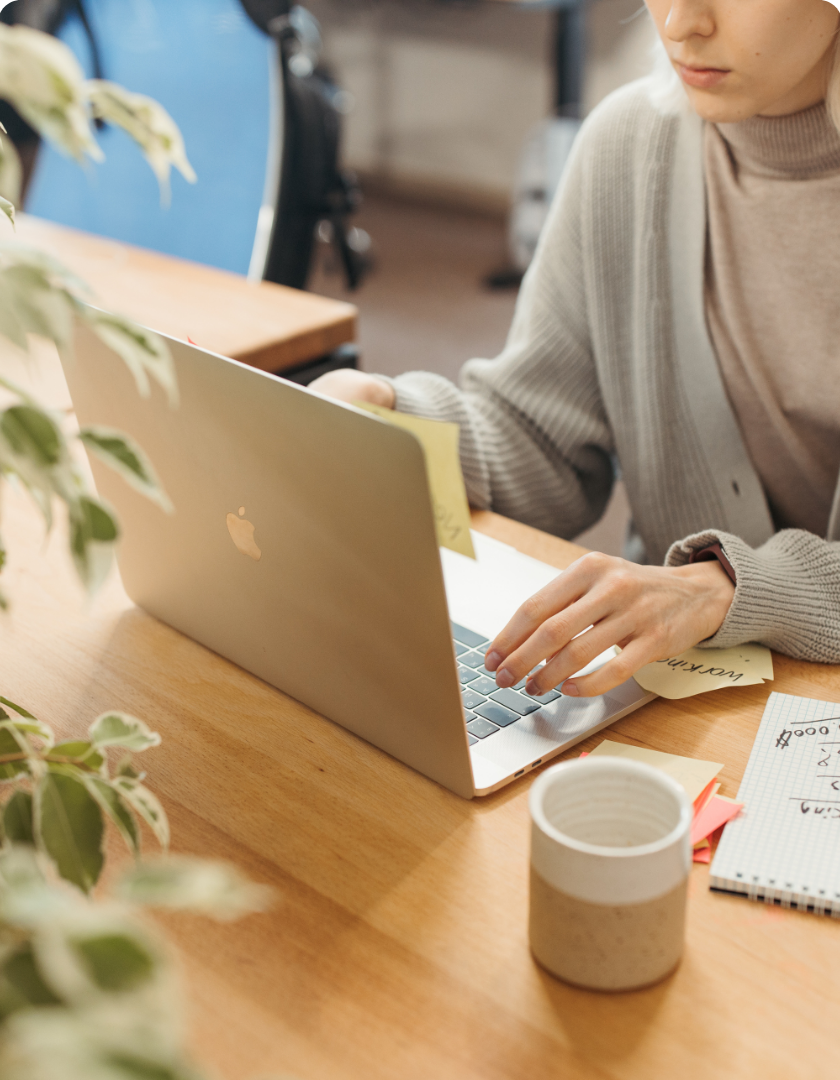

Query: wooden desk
[4,349,840,1080]
[15,214,357,373]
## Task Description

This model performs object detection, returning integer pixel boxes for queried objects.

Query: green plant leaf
[4,790,34,845]
[0,944,62,1009]
[72,932,154,992]
[0,133,22,207]
[103,1052,205,1080]
[0,194,14,228]
[68,494,119,595]
[0,262,77,349]
[50,740,104,773]
[79,426,173,513]
[112,779,169,849]
[85,79,197,202]
[89,713,161,753]
[0,404,64,467]
[0,725,29,781]
[117,857,272,920]
[82,308,178,407]
[115,758,144,781]
[86,777,139,855]
[0,696,37,721]
[38,769,104,892]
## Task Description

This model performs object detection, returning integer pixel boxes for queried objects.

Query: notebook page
[711,692,840,914]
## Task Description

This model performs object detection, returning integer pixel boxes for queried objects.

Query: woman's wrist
[672,559,736,641]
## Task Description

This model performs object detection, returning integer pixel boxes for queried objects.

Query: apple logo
[226,506,261,561]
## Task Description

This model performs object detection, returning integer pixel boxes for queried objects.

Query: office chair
[239,0,370,294]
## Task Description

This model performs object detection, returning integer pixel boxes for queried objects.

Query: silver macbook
[62,324,654,798]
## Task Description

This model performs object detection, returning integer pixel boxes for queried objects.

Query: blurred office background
[17,0,658,551]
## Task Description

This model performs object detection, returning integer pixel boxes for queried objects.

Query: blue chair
[25,0,274,277]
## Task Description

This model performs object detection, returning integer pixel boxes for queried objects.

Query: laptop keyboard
[452,621,562,746]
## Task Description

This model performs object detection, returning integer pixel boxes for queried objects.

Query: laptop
[62,324,654,798]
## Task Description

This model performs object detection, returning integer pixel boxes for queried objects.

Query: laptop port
[531,759,542,767]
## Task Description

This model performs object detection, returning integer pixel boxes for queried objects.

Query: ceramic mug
[529,757,692,992]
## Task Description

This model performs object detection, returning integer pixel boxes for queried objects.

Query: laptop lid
[62,323,476,798]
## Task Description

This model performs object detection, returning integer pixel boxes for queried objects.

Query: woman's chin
[681,87,762,125]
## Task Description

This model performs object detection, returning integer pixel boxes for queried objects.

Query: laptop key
[475,701,519,728]
[458,649,486,669]
[454,641,468,657]
[470,675,498,696]
[458,664,480,684]
[451,622,488,650]
[467,717,500,739]
[461,688,487,710]
[526,688,562,705]
[491,688,540,715]
[468,733,479,746]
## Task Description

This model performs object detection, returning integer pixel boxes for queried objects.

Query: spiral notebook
[711,692,840,916]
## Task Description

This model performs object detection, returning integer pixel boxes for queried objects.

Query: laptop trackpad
[472,679,649,770]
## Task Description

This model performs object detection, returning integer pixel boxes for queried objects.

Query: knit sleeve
[665,528,840,663]
[379,122,616,542]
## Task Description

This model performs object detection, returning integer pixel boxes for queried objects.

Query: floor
[310,192,630,557]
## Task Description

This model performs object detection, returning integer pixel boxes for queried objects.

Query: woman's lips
[674,63,730,90]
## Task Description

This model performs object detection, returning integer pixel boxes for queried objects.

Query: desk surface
[4,349,840,1080]
[15,214,357,373]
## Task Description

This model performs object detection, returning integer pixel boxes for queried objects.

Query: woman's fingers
[308,369,396,407]
[523,616,634,697]
[485,553,610,675]
[492,588,616,689]
[561,639,654,698]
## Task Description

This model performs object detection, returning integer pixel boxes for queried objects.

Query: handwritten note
[711,693,840,912]
[633,643,773,700]
[356,403,475,559]
[587,739,723,803]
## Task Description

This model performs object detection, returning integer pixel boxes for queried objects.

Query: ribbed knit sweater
[705,103,840,538]
[383,77,840,664]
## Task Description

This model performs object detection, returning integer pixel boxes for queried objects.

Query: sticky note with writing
[356,403,476,559]
[633,643,773,700]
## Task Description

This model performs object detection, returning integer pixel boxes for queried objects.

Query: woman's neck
[714,101,840,179]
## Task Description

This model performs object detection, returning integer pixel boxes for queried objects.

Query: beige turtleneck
[705,103,840,535]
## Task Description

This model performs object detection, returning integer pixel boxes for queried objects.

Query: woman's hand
[484,553,736,699]
[308,368,396,409]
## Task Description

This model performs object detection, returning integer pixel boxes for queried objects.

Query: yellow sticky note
[588,739,723,803]
[632,643,773,700]
[356,403,475,559]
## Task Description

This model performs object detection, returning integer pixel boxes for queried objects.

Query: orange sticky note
[693,778,719,813]
[690,795,743,847]
[693,846,712,864]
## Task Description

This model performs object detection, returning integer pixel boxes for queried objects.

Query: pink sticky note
[690,795,743,847]
[693,846,711,864]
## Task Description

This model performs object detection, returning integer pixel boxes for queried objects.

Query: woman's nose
[664,0,715,42]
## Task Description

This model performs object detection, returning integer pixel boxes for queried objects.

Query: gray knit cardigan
[385,76,840,664]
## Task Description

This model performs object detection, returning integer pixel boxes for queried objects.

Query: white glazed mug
[529,757,693,992]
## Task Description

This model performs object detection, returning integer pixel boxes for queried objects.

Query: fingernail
[484,650,502,672]
[496,667,514,688]
[525,679,540,696]
[562,681,579,697]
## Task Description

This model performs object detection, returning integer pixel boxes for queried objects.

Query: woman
[312,0,840,701]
